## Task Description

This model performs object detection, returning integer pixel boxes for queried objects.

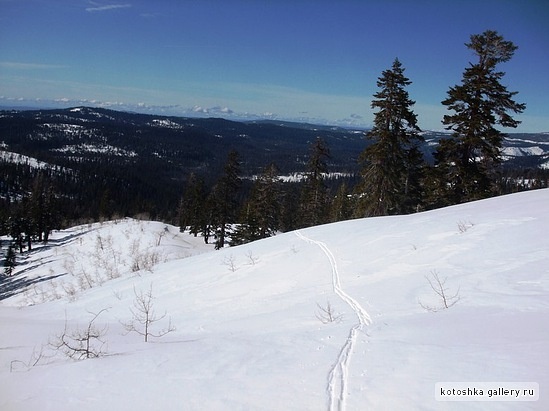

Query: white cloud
[86,3,131,12]
[0,61,68,70]
[191,105,234,115]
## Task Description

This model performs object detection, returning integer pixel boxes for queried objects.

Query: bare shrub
[62,282,79,302]
[76,265,97,290]
[62,253,76,275]
[223,254,237,272]
[156,228,168,246]
[130,239,143,272]
[50,309,109,359]
[130,239,162,273]
[245,250,259,265]
[47,280,62,301]
[457,220,474,233]
[315,300,344,324]
[10,345,48,372]
[419,270,461,312]
[92,234,121,279]
[122,284,175,342]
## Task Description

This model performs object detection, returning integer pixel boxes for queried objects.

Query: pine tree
[42,182,57,242]
[179,173,207,236]
[330,182,353,223]
[435,30,526,203]
[232,162,282,245]
[8,210,26,254]
[201,190,216,244]
[357,58,423,217]
[299,137,331,227]
[211,150,242,250]
[27,175,57,243]
[4,243,16,277]
[279,184,300,232]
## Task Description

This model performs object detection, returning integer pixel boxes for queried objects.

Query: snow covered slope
[1,190,548,410]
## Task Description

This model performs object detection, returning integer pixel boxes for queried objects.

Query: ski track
[295,231,372,411]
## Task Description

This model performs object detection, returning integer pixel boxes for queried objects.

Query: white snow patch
[502,146,547,157]
[277,172,352,183]
[1,190,548,410]
[0,150,67,172]
[53,143,137,157]
[149,119,183,129]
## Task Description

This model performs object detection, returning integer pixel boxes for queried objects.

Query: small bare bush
[76,265,98,290]
[122,284,175,342]
[50,309,109,359]
[62,282,79,302]
[223,254,237,272]
[130,239,162,273]
[156,228,168,246]
[457,220,474,233]
[92,234,121,279]
[10,345,48,372]
[245,250,259,265]
[419,270,461,312]
[315,300,344,324]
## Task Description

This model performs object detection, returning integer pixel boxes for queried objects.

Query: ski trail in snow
[295,231,372,411]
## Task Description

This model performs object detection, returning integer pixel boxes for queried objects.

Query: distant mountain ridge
[1,107,547,221]
[0,107,370,220]
[0,106,366,177]
[1,106,548,171]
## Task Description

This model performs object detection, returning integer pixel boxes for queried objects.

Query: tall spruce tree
[179,173,207,236]
[299,137,331,227]
[8,209,27,253]
[211,150,242,250]
[232,162,282,245]
[28,175,57,243]
[279,184,300,232]
[329,182,353,223]
[357,58,423,217]
[434,30,526,203]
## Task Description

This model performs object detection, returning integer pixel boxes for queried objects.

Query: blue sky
[1,0,548,131]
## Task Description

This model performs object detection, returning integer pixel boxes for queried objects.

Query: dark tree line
[178,142,331,248]
[3,174,59,253]
[1,173,60,276]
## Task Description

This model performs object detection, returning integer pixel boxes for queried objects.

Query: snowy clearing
[1,190,548,410]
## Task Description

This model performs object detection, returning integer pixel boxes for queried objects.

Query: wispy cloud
[192,105,234,115]
[0,61,68,70]
[86,2,131,13]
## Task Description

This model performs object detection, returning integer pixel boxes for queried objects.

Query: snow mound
[1,190,548,410]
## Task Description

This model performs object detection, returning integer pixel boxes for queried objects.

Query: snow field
[1,189,548,410]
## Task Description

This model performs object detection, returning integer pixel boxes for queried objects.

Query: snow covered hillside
[1,190,548,410]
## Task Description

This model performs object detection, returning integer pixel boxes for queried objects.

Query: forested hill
[0,106,366,177]
[0,107,367,221]
[1,107,548,223]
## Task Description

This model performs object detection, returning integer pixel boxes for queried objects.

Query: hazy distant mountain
[0,106,367,177]
[2,107,547,172]
[1,107,547,221]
